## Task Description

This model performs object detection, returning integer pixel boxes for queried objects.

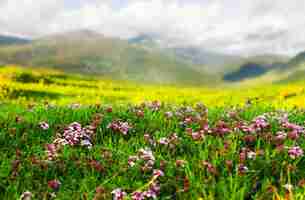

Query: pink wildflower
[111,188,127,200]
[39,121,49,130]
[48,179,61,191]
[288,146,304,159]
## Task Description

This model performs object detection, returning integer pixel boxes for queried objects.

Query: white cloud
[0,0,304,56]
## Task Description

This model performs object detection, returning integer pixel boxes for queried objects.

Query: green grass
[1,102,305,199]
[2,66,305,199]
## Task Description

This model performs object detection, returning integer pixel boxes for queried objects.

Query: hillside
[220,53,294,83]
[0,30,216,85]
[0,34,30,46]
[128,34,243,74]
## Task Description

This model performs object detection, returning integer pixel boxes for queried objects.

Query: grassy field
[1,66,305,199]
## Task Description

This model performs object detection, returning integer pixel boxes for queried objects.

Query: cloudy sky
[0,0,304,56]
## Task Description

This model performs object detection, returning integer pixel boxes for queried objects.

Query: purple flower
[288,146,304,159]
[153,169,164,177]
[131,191,145,200]
[138,148,155,162]
[39,122,49,130]
[48,179,61,192]
[158,137,169,145]
[128,156,138,167]
[238,164,248,175]
[143,182,161,199]
[107,121,132,135]
[111,188,127,200]
[45,144,57,161]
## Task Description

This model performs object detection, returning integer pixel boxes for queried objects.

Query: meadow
[1,66,305,199]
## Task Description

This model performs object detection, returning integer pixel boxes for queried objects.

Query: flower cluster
[111,188,127,200]
[288,146,304,159]
[131,182,161,200]
[107,120,132,135]
[158,133,180,148]
[128,148,156,170]
[45,114,102,160]
[186,128,205,141]
[55,122,93,148]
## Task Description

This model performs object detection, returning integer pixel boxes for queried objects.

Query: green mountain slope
[0,30,217,85]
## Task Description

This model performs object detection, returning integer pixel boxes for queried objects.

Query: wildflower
[93,187,106,200]
[88,160,104,172]
[148,101,161,111]
[136,110,144,118]
[158,137,169,145]
[69,103,81,109]
[287,130,299,140]
[143,182,161,199]
[128,156,138,167]
[288,146,304,159]
[138,148,155,162]
[283,184,293,191]
[15,116,23,123]
[63,122,83,146]
[153,169,164,177]
[176,160,187,168]
[243,135,256,143]
[213,121,231,136]
[238,164,248,175]
[107,121,132,135]
[239,151,247,163]
[48,179,61,192]
[106,106,113,113]
[252,115,269,131]
[159,160,167,171]
[45,144,57,161]
[202,161,218,175]
[282,121,304,134]
[298,179,305,187]
[191,131,204,141]
[81,139,92,149]
[274,132,287,144]
[164,111,173,119]
[183,117,193,125]
[39,121,49,130]
[131,191,145,200]
[247,151,256,160]
[20,191,32,200]
[111,188,127,200]
[57,122,93,148]
[143,133,155,146]
[276,144,285,152]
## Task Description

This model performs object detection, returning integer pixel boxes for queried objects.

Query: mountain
[128,34,245,76]
[273,51,305,83]
[223,62,268,82]
[222,54,290,82]
[0,30,216,85]
[0,34,30,46]
[286,51,305,67]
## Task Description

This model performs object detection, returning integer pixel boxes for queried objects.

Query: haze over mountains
[0,30,304,86]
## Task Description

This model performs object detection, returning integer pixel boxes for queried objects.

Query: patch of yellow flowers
[0,65,305,108]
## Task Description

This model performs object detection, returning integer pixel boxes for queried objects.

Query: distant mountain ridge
[0,30,217,85]
[0,30,304,85]
[0,34,30,46]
